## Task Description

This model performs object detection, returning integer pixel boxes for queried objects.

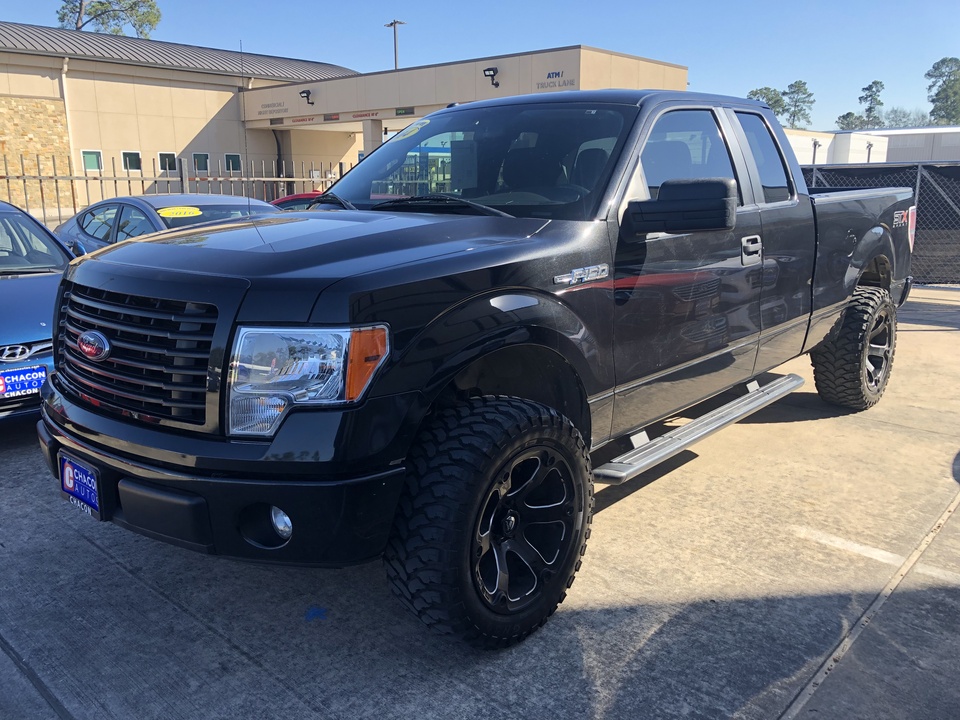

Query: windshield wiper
[308,192,357,210]
[0,267,61,275]
[371,194,513,218]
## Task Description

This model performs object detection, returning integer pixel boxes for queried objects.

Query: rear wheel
[810,286,897,410]
[384,396,593,649]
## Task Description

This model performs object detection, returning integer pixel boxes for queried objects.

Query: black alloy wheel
[385,395,593,649]
[864,304,894,392]
[473,445,578,614]
[811,286,898,410]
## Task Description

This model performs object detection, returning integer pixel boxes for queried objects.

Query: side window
[193,153,209,173]
[735,113,792,204]
[159,153,177,172]
[640,110,738,201]
[78,205,119,241]
[81,150,102,172]
[115,204,155,242]
[122,151,142,171]
[225,153,242,172]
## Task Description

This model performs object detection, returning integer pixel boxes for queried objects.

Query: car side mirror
[623,178,737,236]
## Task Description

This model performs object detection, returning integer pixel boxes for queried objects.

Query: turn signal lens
[346,326,389,401]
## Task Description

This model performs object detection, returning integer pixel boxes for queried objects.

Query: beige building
[856,127,960,162]
[5,20,937,223]
[244,46,688,163]
[0,21,686,219]
[783,129,889,165]
[0,21,357,214]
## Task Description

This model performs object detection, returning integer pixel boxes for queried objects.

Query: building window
[193,153,209,173]
[158,153,177,172]
[122,151,142,171]
[225,153,242,172]
[81,150,102,172]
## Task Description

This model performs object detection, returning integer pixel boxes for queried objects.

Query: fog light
[270,506,293,540]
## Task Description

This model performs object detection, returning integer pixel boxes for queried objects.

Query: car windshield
[331,102,639,220]
[157,203,278,229]
[0,211,70,274]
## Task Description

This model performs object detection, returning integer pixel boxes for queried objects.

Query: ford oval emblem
[77,330,111,362]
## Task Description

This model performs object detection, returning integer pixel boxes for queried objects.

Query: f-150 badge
[553,264,609,286]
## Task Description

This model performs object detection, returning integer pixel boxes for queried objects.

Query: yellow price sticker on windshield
[394,119,430,141]
[157,206,203,218]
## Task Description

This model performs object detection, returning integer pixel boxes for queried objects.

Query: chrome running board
[593,374,805,485]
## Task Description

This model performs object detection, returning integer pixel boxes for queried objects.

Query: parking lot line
[779,488,960,719]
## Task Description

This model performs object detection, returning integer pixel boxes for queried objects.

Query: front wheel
[384,396,593,649]
[810,286,897,410]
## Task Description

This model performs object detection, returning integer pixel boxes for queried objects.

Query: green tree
[836,112,867,131]
[858,80,885,127]
[57,1,161,38]
[883,106,931,128]
[747,87,786,118]
[782,80,815,129]
[925,57,960,125]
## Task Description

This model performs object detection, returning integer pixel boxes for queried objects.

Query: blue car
[0,201,73,419]
[54,194,279,255]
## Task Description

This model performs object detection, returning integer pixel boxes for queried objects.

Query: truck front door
[610,107,763,437]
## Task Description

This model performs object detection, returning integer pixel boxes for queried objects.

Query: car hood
[0,271,60,344]
[86,211,549,281]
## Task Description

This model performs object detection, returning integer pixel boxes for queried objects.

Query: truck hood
[0,270,60,344]
[89,211,550,281]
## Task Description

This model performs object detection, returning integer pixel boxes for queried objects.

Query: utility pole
[384,19,406,70]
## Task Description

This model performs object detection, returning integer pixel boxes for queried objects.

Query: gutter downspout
[59,57,79,216]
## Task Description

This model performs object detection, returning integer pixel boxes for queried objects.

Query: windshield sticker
[157,206,203,218]
[394,119,430,141]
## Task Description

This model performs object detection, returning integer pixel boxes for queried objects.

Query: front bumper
[38,388,416,566]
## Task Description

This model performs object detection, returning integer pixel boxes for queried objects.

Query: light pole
[384,20,406,70]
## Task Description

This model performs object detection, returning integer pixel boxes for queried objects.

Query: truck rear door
[610,105,763,436]
[727,110,817,373]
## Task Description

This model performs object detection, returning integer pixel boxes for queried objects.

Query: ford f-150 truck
[38,90,915,648]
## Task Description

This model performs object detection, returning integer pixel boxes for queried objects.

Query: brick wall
[0,95,74,221]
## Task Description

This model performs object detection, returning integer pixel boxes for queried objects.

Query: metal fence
[0,154,351,228]
[803,162,960,284]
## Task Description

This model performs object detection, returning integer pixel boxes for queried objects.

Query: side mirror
[623,178,737,236]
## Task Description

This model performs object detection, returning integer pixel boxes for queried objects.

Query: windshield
[157,203,279,229]
[332,102,639,220]
[0,211,70,273]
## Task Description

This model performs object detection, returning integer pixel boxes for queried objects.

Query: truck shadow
[4,417,959,719]
[6,520,958,720]
[898,300,960,330]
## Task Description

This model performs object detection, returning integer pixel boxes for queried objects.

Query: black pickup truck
[38,90,914,648]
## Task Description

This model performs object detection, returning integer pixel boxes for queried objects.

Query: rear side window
[78,205,119,241]
[736,113,792,204]
[116,204,155,241]
[641,110,739,202]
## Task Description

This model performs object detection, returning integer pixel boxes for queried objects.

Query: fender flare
[372,289,610,405]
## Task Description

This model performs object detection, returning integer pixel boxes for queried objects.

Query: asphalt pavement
[1,286,958,720]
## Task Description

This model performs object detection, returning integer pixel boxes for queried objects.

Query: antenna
[239,40,251,214]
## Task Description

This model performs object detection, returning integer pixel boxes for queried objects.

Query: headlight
[227,325,389,437]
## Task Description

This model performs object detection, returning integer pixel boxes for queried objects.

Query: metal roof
[0,22,357,82]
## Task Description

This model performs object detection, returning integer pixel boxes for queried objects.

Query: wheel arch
[372,289,608,446]
[434,344,592,441]
[852,226,896,292]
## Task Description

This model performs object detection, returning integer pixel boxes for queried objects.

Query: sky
[3,0,957,130]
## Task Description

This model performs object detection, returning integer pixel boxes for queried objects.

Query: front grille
[58,282,218,425]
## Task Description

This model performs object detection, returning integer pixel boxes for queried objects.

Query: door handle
[741,235,762,266]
